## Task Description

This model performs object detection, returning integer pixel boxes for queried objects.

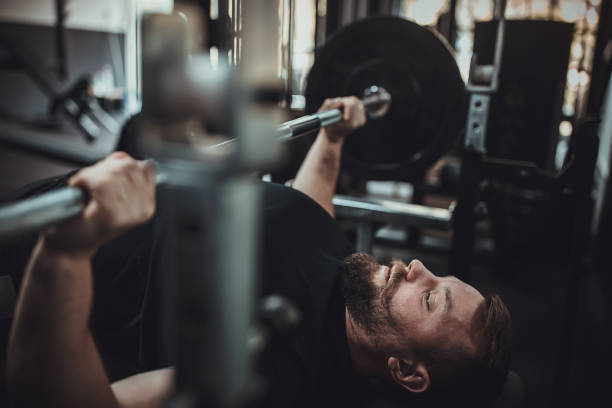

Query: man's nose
[407,259,436,283]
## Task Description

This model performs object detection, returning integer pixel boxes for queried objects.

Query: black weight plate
[305,16,466,180]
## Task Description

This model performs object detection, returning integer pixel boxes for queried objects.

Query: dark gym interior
[1,1,611,408]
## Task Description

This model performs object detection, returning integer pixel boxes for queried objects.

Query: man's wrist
[26,239,93,286]
[37,237,96,264]
[320,129,346,145]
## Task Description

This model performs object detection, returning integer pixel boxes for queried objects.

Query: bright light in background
[455,31,473,82]
[585,33,596,46]
[559,121,573,137]
[567,68,580,88]
[586,7,599,28]
[454,0,478,83]
[290,0,316,98]
[210,46,219,70]
[579,71,590,87]
[472,0,493,20]
[137,0,173,14]
[457,33,472,51]
[562,103,575,117]
[456,0,474,30]
[555,138,569,169]
[559,0,587,22]
[506,0,528,18]
[293,0,315,61]
[209,0,218,19]
[531,0,551,17]
[317,0,327,17]
[442,0,602,124]
[571,42,584,59]
[407,0,446,26]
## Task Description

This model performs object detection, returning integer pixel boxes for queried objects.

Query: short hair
[477,294,514,395]
[418,294,513,406]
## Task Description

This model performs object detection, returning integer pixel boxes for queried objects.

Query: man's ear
[387,356,430,393]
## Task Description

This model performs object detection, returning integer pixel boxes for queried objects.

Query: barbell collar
[318,109,342,127]
[361,85,392,119]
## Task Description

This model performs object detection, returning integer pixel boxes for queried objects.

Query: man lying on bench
[6,97,512,408]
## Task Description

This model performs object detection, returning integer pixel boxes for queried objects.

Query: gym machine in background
[450,0,507,280]
[448,0,586,279]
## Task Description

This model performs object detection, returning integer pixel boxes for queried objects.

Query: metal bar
[490,0,506,91]
[55,0,68,81]
[0,173,165,243]
[208,84,390,150]
[448,0,458,49]
[466,0,506,93]
[0,86,391,242]
[285,0,295,107]
[0,187,86,241]
[464,94,491,153]
[450,0,506,280]
[333,195,453,230]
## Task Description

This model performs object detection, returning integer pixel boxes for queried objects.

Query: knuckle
[110,151,130,159]
[68,173,83,187]
[123,157,138,169]
[90,177,109,191]
[141,161,156,179]
[116,160,137,176]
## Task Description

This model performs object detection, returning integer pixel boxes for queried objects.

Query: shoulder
[260,182,352,258]
[261,182,327,214]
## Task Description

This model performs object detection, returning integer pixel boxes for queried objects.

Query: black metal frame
[449,0,507,280]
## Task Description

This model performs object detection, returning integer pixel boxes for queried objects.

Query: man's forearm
[293,129,344,217]
[7,239,119,408]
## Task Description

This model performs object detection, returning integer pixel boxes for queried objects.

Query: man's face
[341,254,484,356]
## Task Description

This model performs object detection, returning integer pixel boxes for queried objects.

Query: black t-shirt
[257,183,358,407]
[0,172,174,377]
[1,176,360,406]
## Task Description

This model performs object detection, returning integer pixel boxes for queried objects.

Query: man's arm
[6,152,168,408]
[293,96,366,217]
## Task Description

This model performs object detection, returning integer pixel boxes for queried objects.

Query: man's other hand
[42,151,157,256]
[318,96,367,142]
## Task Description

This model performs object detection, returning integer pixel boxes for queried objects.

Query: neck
[344,307,391,379]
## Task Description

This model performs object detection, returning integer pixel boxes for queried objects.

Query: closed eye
[426,292,431,310]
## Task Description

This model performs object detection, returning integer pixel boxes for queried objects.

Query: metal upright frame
[450,0,507,280]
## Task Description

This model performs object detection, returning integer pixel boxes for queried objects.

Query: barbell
[305,16,466,180]
[0,16,465,242]
[0,86,391,242]
[209,85,391,151]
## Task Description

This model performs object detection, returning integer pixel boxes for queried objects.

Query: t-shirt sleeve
[261,182,352,258]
